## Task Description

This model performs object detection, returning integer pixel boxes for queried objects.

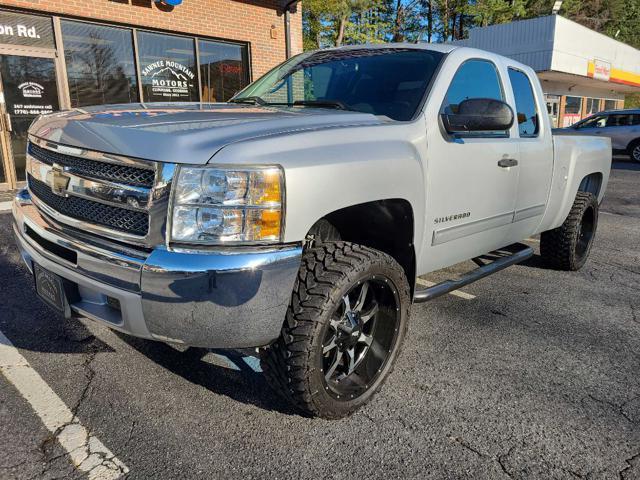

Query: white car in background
[555,109,640,162]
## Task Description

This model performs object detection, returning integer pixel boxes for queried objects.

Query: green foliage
[470,0,527,27]
[626,94,640,109]
[303,0,640,48]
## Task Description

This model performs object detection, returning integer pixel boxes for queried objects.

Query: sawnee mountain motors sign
[0,11,55,49]
[141,60,196,99]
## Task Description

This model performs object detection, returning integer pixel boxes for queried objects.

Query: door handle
[498,158,518,168]
[4,113,11,132]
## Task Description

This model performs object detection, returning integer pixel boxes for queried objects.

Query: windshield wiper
[293,100,349,110]
[229,96,266,106]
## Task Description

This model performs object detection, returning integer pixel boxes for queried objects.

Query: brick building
[0,0,303,190]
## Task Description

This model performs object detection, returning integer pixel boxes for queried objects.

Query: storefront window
[604,99,617,111]
[62,20,139,107]
[137,31,199,102]
[564,96,582,115]
[584,98,601,115]
[199,40,248,102]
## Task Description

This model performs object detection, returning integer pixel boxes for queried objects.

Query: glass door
[545,94,560,129]
[0,53,59,187]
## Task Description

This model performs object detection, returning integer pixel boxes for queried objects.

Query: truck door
[507,67,553,240]
[421,57,520,272]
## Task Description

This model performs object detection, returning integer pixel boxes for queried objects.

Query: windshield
[232,48,444,121]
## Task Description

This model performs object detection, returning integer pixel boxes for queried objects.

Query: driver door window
[443,60,503,111]
[442,60,506,136]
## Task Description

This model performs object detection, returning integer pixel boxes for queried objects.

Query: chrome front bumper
[12,189,302,348]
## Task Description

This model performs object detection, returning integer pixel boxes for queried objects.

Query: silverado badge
[434,212,471,224]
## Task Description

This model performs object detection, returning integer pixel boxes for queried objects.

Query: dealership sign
[141,60,195,99]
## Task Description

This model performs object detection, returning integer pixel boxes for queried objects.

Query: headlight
[170,165,284,244]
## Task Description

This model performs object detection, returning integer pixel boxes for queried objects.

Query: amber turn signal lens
[247,208,281,240]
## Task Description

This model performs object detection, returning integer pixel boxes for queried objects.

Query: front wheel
[262,242,410,419]
[540,191,599,271]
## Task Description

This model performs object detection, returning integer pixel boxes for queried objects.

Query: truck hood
[29,103,385,164]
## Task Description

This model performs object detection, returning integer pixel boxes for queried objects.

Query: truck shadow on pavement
[519,254,554,270]
[0,217,297,416]
[116,333,300,416]
[0,230,115,356]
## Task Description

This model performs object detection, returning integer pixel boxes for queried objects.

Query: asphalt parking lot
[1,162,639,480]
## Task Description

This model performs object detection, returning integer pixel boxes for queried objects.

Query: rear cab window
[507,68,539,137]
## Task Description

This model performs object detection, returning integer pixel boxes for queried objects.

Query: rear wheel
[540,191,598,271]
[628,140,640,162]
[262,241,410,419]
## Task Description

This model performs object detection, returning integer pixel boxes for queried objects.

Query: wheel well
[307,199,416,295]
[628,137,640,148]
[578,172,603,199]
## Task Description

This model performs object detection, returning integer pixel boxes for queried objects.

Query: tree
[470,0,527,28]
[302,0,640,49]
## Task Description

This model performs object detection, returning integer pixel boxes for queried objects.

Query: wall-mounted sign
[141,60,196,99]
[587,59,640,88]
[155,0,183,6]
[0,11,55,49]
[591,59,611,82]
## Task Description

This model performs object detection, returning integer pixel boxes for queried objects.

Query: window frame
[198,38,250,103]
[507,67,540,139]
[439,57,509,139]
[564,95,583,116]
[61,19,140,108]
[49,12,251,107]
[136,29,200,103]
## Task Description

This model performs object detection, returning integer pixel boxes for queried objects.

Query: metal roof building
[454,15,640,127]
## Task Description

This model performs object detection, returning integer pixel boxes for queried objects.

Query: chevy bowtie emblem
[46,163,70,197]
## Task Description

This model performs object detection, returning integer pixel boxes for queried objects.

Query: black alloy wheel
[262,241,410,419]
[321,276,400,400]
[540,191,599,271]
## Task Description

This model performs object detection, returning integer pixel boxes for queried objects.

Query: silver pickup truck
[12,44,611,419]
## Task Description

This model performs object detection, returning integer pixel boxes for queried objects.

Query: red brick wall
[0,0,303,78]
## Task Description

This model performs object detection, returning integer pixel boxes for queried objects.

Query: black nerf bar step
[413,243,533,303]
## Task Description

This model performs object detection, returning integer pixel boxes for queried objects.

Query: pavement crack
[585,393,638,424]
[450,435,518,479]
[620,451,640,480]
[124,420,137,447]
[35,352,127,478]
[450,436,488,458]
[496,445,516,479]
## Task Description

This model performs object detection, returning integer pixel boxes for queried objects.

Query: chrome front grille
[28,175,149,236]
[26,136,175,246]
[29,142,155,188]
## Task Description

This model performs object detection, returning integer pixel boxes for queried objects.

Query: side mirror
[442,98,514,134]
